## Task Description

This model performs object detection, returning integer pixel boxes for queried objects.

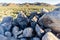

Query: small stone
[35,24,44,37]
[42,32,59,40]
[23,27,33,37]
[31,37,40,40]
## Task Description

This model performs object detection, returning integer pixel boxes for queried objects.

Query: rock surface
[35,24,44,37]
[23,27,33,37]
[38,10,60,32]
[42,32,59,40]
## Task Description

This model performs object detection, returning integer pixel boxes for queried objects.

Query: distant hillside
[55,3,60,6]
[20,2,54,6]
[0,2,54,7]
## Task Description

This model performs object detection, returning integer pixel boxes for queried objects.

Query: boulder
[12,26,19,38]
[1,16,13,31]
[1,23,12,31]
[38,11,60,33]
[1,16,13,24]
[16,12,29,29]
[42,32,59,40]
[23,27,33,37]
[35,24,44,37]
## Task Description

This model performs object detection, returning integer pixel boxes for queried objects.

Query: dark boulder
[16,12,29,29]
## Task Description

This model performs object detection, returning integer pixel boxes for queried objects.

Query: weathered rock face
[38,11,60,33]
[42,32,59,40]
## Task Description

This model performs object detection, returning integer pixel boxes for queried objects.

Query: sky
[0,0,60,5]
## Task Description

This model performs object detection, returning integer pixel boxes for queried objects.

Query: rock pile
[0,8,60,40]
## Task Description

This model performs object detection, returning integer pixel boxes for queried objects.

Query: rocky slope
[0,8,60,40]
